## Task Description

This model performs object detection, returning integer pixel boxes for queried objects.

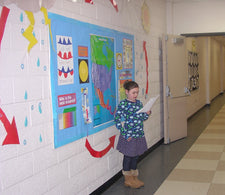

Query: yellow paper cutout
[79,60,88,82]
[40,7,50,25]
[141,2,150,33]
[40,7,55,52]
[23,11,38,52]
[192,40,196,52]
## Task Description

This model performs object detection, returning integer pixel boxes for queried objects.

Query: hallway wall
[185,37,206,117]
[167,0,225,34]
[186,37,225,118]
[209,38,224,99]
[0,1,166,194]
[167,0,225,118]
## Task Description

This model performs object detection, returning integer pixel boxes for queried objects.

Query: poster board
[49,13,134,148]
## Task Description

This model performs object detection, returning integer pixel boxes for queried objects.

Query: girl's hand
[127,137,132,141]
[146,110,151,115]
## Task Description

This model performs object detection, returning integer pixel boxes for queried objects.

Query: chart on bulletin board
[49,13,135,148]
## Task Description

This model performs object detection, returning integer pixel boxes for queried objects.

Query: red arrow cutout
[85,135,116,158]
[0,108,20,145]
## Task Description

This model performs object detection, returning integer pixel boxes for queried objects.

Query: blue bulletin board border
[49,13,135,148]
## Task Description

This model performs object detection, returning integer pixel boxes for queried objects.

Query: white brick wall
[0,0,166,194]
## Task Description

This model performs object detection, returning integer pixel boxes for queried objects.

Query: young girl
[114,80,151,189]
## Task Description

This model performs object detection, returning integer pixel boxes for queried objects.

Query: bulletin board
[49,13,134,148]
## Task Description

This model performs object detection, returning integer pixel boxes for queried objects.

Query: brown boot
[131,169,144,187]
[122,170,141,189]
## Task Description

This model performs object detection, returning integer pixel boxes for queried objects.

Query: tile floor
[100,94,225,195]
[155,104,225,195]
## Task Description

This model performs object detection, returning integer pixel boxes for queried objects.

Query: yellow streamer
[40,7,55,52]
[23,11,38,52]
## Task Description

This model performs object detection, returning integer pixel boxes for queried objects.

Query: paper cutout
[0,108,20,145]
[78,46,88,57]
[37,58,40,67]
[58,51,73,60]
[23,11,38,52]
[79,59,89,83]
[57,35,74,85]
[123,39,133,69]
[24,90,28,100]
[20,12,23,22]
[141,2,150,33]
[58,93,76,107]
[143,41,149,95]
[0,6,9,51]
[85,135,116,158]
[119,79,131,101]
[85,0,94,4]
[109,0,118,12]
[58,67,74,78]
[24,116,28,127]
[58,107,77,130]
[81,88,92,124]
[192,40,196,52]
[41,7,51,24]
[136,95,159,113]
[40,7,54,52]
[39,134,42,142]
[119,70,132,79]
[38,102,42,114]
[116,53,122,70]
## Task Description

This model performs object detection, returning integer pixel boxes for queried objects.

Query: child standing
[114,80,151,189]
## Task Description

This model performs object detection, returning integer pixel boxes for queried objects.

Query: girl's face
[126,87,139,102]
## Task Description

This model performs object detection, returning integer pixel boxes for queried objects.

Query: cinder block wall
[0,1,166,194]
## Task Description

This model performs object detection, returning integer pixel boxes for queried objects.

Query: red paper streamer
[85,135,116,158]
[85,0,94,4]
[0,108,20,145]
[110,0,118,12]
[143,41,149,95]
[0,6,10,51]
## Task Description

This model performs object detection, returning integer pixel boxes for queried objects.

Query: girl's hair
[123,80,139,91]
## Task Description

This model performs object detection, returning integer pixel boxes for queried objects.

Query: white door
[163,35,189,143]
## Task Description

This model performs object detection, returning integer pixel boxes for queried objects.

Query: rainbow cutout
[58,107,76,130]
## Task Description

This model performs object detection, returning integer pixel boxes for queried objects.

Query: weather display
[49,13,134,148]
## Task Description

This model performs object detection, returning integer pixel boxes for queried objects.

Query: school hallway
[99,93,225,195]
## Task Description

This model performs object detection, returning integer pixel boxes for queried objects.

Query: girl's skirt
[116,135,148,157]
